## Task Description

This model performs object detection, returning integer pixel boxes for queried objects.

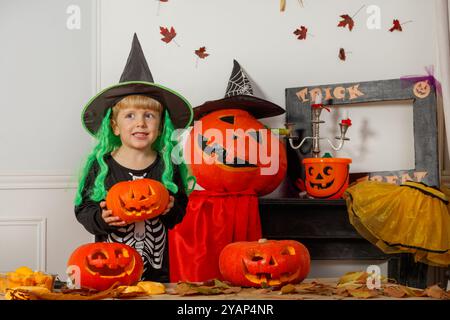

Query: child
[74,34,195,282]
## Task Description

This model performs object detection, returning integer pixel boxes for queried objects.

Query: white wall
[0,0,95,277]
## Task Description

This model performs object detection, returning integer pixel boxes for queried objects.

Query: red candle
[341,118,352,126]
[312,93,323,109]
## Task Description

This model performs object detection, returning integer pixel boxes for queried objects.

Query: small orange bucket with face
[302,158,352,199]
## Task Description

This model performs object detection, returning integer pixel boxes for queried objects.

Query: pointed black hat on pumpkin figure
[193,60,285,120]
[81,33,193,136]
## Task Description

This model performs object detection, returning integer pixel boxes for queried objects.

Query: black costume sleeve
[74,161,117,236]
[159,165,188,229]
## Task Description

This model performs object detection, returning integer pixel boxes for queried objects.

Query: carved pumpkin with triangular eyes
[303,158,352,199]
[106,178,169,223]
[219,239,310,288]
[67,243,143,291]
[186,109,287,195]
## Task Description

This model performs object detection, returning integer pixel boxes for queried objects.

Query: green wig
[74,109,196,206]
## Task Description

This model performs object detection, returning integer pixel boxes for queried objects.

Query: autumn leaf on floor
[347,288,380,299]
[424,284,450,300]
[337,271,369,286]
[174,279,241,296]
[339,48,346,61]
[338,14,354,31]
[5,285,123,300]
[294,281,335,296]
[383,284,424,298]
[293,26,308,40]
[389,19,402,32]
[160,26,177,44]
[280,284,296,294]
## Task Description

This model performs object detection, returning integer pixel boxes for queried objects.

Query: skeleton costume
[75,154,188,282]
[75,34,193,283]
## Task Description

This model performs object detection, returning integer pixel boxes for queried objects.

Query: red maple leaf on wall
[293,26,308,40]
[339,48,346,61]
[338,14,354,31]
[160,26,177,43]
[195,47,209,59]
[389,19,402,32]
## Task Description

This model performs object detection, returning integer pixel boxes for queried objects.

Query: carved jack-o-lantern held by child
[169,60,288,282]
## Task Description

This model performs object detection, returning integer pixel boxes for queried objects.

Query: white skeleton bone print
[107,172,166,272]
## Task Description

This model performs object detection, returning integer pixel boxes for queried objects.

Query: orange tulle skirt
[343,181,450,267]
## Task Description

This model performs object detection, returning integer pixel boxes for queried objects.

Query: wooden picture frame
[285,78,439,188]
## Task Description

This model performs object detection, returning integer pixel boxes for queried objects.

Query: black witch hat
[193,60,285,120]
[82,33,193,136]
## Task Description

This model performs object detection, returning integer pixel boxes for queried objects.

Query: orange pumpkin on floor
[219,239,310,288]
[67,242,143,291]
[106,178,169,223]
[186,109,287,195]
[303,158,352,199]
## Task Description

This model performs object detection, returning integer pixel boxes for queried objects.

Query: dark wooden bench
[258,197,430,288]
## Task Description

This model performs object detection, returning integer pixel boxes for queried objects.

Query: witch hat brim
[82,34,193,136]
[193,60,285,121]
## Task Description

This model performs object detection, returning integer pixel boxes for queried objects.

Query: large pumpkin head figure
[303,158,352,199]
[106,178,169,223]
[186,109,287,195]
[219,239,310,288]
[67,242,143,291]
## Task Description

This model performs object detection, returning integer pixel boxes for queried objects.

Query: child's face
[111,106,161,151]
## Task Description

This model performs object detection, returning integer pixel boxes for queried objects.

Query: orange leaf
[424,285,448,299]
[338,14,354,31]
[383,286,407,298]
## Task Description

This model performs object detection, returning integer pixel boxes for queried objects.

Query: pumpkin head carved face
[303,158,351,199]
[67,243,143,291]
[219,239,310,288]
[186,109,287,195]
[106,178,169,223]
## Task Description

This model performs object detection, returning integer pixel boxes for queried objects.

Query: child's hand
[162,196,175,215]
[100,201,127,227]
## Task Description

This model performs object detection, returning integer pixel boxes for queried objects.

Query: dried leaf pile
[4,281,166,300]
[278,271,450,300]
[172,279,242,296]
[3,272,449,300]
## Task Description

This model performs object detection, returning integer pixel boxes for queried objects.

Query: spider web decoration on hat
[224,64,254,97]
[193,59,285,120]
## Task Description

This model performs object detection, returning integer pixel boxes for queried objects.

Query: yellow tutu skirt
[343,181,450,267]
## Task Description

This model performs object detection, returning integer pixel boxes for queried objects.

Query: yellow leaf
[137,281,165,295]
[296,282,316,290]
[280,284,296,294]
[14,266,34,275]
[338,271,367,285]
[348,288,379,299]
